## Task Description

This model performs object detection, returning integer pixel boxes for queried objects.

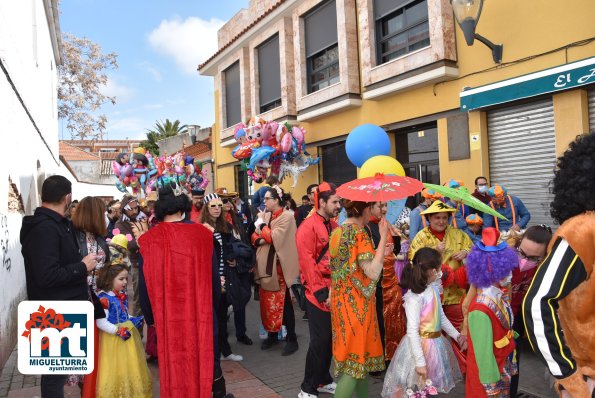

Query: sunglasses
[209,203,223,208]
[221,198,230,204]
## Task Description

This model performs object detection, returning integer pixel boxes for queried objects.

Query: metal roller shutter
[487,99,556,227]
[589,87,595,131]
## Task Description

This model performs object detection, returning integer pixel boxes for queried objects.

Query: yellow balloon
[358,155,405,178]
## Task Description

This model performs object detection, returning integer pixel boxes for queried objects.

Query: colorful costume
[367,218,406,360]
[95,291,151,398]
[393,239,410,290]
[466,228,519,398]
[381,233,406,360]
[409,226,472,306]
[253,208,299,332]
[329,223,384,378]
[139,222,215,398]
[482,186,531,232]
[465,214,483,244]
[382,283,461,397]
[409,201,472,373]
[523,212,595,396]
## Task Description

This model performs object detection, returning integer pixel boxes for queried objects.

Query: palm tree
[140,119,187,155]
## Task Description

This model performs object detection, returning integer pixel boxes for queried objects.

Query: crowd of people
[19,132,595,398]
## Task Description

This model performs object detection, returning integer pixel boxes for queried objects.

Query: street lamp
[451,0,503,63]
[187,124,200,145]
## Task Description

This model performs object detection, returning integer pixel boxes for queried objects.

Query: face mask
[435,270,443,280]
[478,185,488,193]
[500,273,512,286]
[519,258,538,272]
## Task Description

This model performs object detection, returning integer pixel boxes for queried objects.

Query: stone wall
[217,0,281,47]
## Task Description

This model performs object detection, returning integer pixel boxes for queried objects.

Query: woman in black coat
[200,194,244,362]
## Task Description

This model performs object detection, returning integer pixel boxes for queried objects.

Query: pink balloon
[121,164,133,177]
[291,126,305,144]
[280,133,292,153]
[112,161,121,177]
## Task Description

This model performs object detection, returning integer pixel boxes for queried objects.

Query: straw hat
[420,201,456,215]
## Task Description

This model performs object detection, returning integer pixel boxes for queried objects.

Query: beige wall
[203,0,595,197]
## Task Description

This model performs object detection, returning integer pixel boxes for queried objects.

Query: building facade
[0,0,63,367]
[200,0,595,225]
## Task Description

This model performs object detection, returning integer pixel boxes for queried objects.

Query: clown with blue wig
[465,227,519,397]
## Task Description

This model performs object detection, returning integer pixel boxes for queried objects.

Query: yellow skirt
[96,321,152,398]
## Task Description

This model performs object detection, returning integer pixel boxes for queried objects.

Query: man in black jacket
[20,175,98,398]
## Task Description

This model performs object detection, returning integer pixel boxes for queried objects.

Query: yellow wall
[553,89,591,156]
[437,111,491,188]
[211,0,595,195]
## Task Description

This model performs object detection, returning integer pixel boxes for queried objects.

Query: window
[258,35,282,113]
[308,45,340,93]
[224,62,241,127]
[304,0,339,94]
[375,0,430,64]
[321,141,357,185]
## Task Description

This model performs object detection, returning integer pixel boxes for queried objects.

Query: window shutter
[304,0,338,57]
[224,62,241,127]
[374,0,411,19]
[258,35,282,108]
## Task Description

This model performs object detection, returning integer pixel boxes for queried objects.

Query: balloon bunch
[153,151,209,192]
[112,148,158,199]
[231,117,319,185]
[112,147,209,198]
[345,123,405,178]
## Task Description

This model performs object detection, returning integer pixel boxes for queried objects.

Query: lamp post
[451,0,503,63]
[187,124,200,145]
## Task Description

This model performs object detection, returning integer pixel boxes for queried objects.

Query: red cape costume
[139,222,214,398]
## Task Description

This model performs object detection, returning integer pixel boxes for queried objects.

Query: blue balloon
[345,124,390,167]
[249,146,276,168]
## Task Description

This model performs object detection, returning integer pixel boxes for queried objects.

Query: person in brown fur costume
[523,132,595,397]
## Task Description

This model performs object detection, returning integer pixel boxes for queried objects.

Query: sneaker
[317,382,337,394]
[221,353,243,361]
[298,390,318,398]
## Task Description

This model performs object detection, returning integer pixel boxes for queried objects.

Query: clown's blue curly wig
[466,245,518,288]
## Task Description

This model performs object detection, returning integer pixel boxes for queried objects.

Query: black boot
[213,372,235,398]
[261,332,278,350]
[282,338,298,356]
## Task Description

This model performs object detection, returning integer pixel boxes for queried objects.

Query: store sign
[460,57,595,111]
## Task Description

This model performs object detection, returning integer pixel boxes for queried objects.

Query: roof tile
[59,142,100,161]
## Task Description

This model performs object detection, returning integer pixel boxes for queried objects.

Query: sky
[59,0,249,140]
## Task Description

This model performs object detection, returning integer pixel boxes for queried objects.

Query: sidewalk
[1,298,557,398]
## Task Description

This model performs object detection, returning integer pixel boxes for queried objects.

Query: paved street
[1,297,557,398]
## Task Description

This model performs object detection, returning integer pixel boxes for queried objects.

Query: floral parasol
[336,173,424,202]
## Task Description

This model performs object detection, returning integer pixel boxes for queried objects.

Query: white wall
[59,161,124,200]
[0,0,62,367]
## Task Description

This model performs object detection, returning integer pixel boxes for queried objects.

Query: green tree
[140,119,187,155]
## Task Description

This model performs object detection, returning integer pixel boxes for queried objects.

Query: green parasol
[422,183,508,221]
